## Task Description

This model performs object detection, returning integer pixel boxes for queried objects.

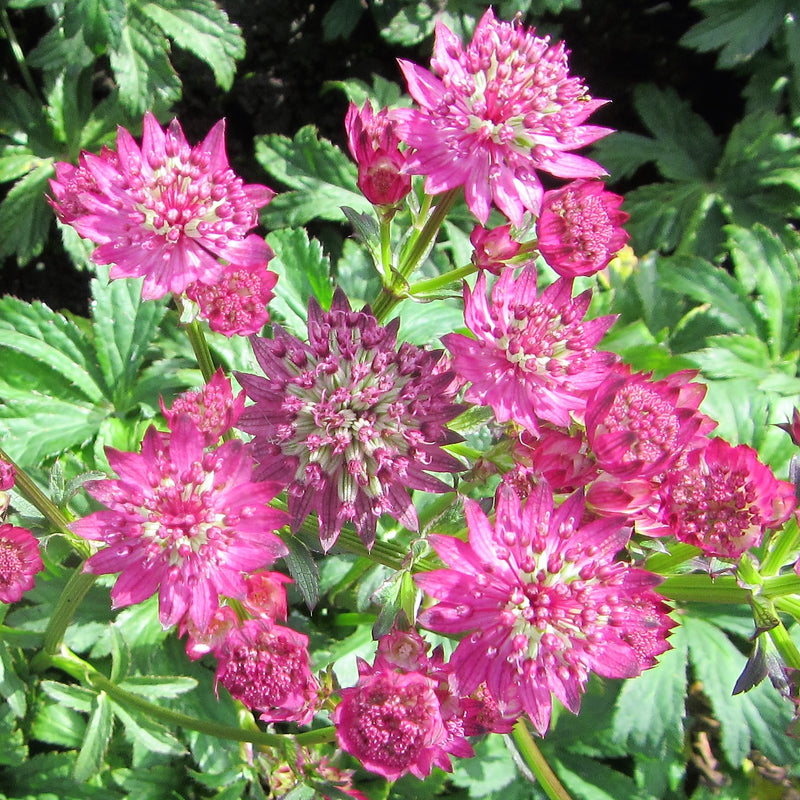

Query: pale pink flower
[236,290,465,551]
[50,113,274,300]
[0,523,43,604]
[443,267,617,434]
[215,616,319,725]
[242,570,292,620]
[0,458,14,491]
[160,368,246,445]
[181,605,239,660]
[345,101,411,207]
[585,367,714,480]
[71,417,289,630]
[537,180,629,278]
[186,261,278,337]
[658,437,796,558]
[416,483,673,735]
[393,9,611,225]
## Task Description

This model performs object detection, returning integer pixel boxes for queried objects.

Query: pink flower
[0,458,15,491]
[181,605,239,660]
[393,9,611,225]
[513,426,599,494]
[236,290,465,551]
[416,483,674,735]
[71,417,289,631]
[160,369,246,445]
[345,101,411,207]
[658,437,796,558]
[585,367,714,479]
[777,407,800,447]
[186,261,278,337]
[50,113,274,301]
[442,267,617,434]
[242,570,292,620]
[215,617,319,725]
[470,224,533,275]
[0,523,44,604]
[537,180,629,278]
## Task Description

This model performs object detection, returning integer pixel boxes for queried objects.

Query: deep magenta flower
[71,417,289,631]
[537,180,629,277]
[186,261,278,337]
[215,617,319,725]
[470,224,530,275]
[443,267,617,434]
[345,101,411,207]
[50,113,274,300]
[0,524,43,604]
[513,426,598,494]
[416,483,674,735]
[0,457,14,491]
[393,9,611,225]
[658,437,796,558]
[161,368,246,445]
[236,290,465,551]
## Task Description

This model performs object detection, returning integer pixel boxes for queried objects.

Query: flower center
[0,540,23,586]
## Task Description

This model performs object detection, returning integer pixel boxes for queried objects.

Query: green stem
[645,543,701,575]
[0,9,40,101]
[43,568,98,655]
[0,446,91,558]
[409,262,476,296]
[774,595,800,619]
[511,720,573,800]
[657,574,748,604]
[185,319,217,383]
[379,217,392,278]
[762,573,800,598]
[761,519,800,577]
[768,621,800,670]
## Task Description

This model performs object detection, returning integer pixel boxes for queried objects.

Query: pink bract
[71,417,288,631]
[416,482,674,735]
[0,457,15,491]
[393,9,611,225]
[658,437,796,559]
[443,267,617,434]
[236,289,465,551]
[0,523,44,604]
[470,224,526,275]
[345,101,411,207]
[50,113,274,300]
[537,179,629,277]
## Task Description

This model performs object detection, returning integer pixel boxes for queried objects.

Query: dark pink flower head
[71,417,289,631]
[393,9,611,225]
[345,101,411,207]
[0,458,15,491]
[236,289,465,551]
[416,483,673,735]
[186,260,278,337]
[242,570,292,621]
[374,626,431,673]
[181,604,238,660]
[0,524,44,604]
[51,113,274,301]
[461,683,520,736]
[443,267,617,434]
[658,437,796,559]
[470,224,537,275]
[161,369,246,445]
[215,616,319,725]
[513,426,599,494]
[777,407,800,447]
[585,367,714,480]
[537,180,629,278]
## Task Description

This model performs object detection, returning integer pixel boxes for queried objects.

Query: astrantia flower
[0,458,14,491]
[181,605,238,660]
[416,483,673,735]
[161,368,246,445]
[443,267,617,434]
[470,224,534,275]
[50,113,274,300]
[186,260,278,337]
[537,180,629,278]
[0,523,43,604]
[236,290,465,551]
[345,101,411,207]
[242,570,292,620]
[71,417,289,630]
[215,617,319,725]
[658,437,796,558]
[585,367,713,480]
[393,9,611,225]
[513,426,598,494]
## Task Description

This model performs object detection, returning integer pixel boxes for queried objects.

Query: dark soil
[1,0,744,316]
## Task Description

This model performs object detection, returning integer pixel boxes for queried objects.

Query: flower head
[513,426,598,494]
[345,101,411,207]
[236,290,465,551]
[470,223,533,275]
[443,267,617,434]
[50,113,274,300]
[394,9,611,225]
[215,617,319,725]
[71,417,288,630]
[416,483,673,735]
[242,570,292,620]
[0,458,15,492]
[658,437,796,558]
[0,523,44,604]
[537,180,629,278]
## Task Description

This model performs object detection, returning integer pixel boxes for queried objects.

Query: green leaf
[74,692,114,782]
[548,750,656,800]
[109,624,131,684]
[39,681,98,714]
[255,126,372,227]
[322,0,365,41]
[31,702,87,748]
[0,642,26,718]
[138,0,245,90]
[117,675,198,699]
[0,161,55,264]
[110,698,186,756]
[0,144,40,182]
[0,704,27,767]
[450,734,518,797]
[281,534,320,611]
